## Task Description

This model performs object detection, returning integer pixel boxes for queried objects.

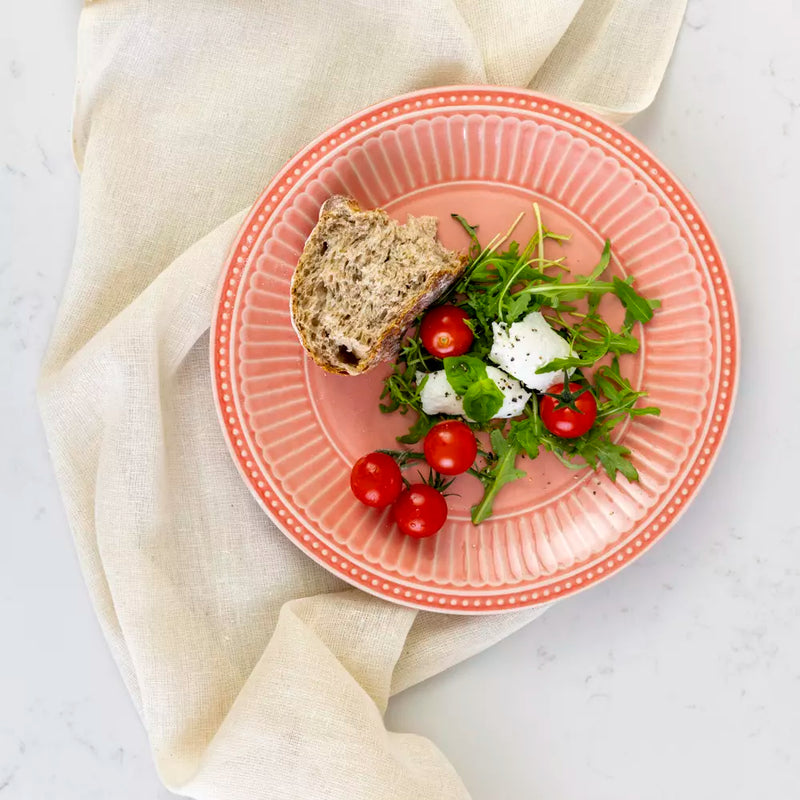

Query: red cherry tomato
[419,305,474,358]
[540,382,598,439]
[423,420,478,475]
[350,452,403,508]
[392,484,448,538]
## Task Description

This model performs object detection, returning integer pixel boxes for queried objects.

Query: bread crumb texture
[291,196,465,375]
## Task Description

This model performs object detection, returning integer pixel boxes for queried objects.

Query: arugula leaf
[514,280,614,305]
[612,276,661,326]
[470,430,526,524]
[607,330,640,355]
[451,214,482,260]
[536,352,599,373]
[594,361,661,420]
[379,331,434,415]
[443,355,487,395]
[508,398,543,458]
[576,315,639,356]
[454,205,569,325]
[506,292,532,322]
[458,290,496,357]
[593,439,638,482]
[588,240,612,282]
[462,379,504,423]
[397,412,436,444]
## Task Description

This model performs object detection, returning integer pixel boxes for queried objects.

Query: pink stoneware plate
[211,87,738,613]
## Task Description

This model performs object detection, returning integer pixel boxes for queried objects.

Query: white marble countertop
[2,1,798,797]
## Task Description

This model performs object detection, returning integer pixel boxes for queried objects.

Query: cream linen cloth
[39,2,686,798]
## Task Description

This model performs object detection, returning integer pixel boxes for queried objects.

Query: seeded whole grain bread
[290,196,466,375]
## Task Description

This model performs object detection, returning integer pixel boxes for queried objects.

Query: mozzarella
[486,366,532,418]
[417,366,530,420]
[489,311,574,393]
[415,370,464,417]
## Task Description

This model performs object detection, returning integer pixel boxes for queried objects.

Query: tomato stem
[377,449,425,467]
[542,377,593,413]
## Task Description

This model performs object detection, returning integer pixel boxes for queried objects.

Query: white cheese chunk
[417,366,530,420]
[487,366,532,418]
[415,370,464,417]
[489,311,574,393]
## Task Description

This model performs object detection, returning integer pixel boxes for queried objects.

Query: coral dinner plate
[211,87,738,613]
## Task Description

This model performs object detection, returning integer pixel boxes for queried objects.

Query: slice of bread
[290,196,466,375]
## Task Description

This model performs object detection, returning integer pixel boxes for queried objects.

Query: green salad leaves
[380,205,661,524]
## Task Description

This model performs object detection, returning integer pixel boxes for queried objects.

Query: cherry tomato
[540,382,598,439]
[419,305,474,358]
[350,452,403,508]
[423,420,478,475]
[392,484,448,538]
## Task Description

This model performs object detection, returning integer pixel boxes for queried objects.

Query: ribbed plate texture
[211,88,738,613]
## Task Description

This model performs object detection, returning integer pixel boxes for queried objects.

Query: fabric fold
[165,593,472,800]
